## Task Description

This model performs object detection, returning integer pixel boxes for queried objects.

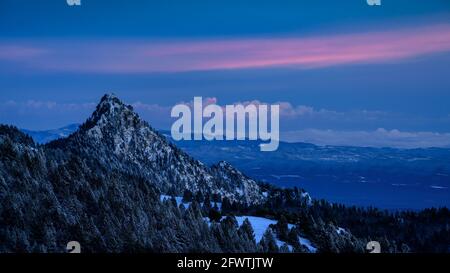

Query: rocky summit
[49,94,266,205]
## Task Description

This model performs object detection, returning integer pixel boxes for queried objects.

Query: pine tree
[258,229,279,253]
[208,208,222,223]
[182,189,193,203]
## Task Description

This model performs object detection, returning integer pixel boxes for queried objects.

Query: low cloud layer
[282,128,450,149]
[2,99,450,149]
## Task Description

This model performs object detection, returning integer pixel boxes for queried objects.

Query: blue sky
[1,0,450,148]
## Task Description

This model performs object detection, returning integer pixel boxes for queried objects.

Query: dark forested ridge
[0,94,448,253]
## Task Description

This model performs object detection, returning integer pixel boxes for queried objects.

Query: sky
[1,0,450,148]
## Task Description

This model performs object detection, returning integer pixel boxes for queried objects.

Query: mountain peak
[80,93,138,132]
[65,94,264,205]
[96,93,130,116]
[99,93,122,106]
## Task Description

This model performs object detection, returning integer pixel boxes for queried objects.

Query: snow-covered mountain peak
[77,94,165,158]
[58,94,266,205]
[86,93,137,129]
[98,93,125,110]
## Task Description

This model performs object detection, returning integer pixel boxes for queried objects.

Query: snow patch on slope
[234,216,317,252]
[299,237,317,253]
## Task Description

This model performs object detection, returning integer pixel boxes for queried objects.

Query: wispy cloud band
[2,98,450,148]
[1,24,450,73]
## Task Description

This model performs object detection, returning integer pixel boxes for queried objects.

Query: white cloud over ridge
[282,128,450,149]
[2,99,450,149]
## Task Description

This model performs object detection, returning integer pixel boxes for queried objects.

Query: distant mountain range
[22,124,80,144]
[21,124,450,209]
[169,137,450,209]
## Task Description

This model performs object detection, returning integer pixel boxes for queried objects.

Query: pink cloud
[1,23,450,73]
